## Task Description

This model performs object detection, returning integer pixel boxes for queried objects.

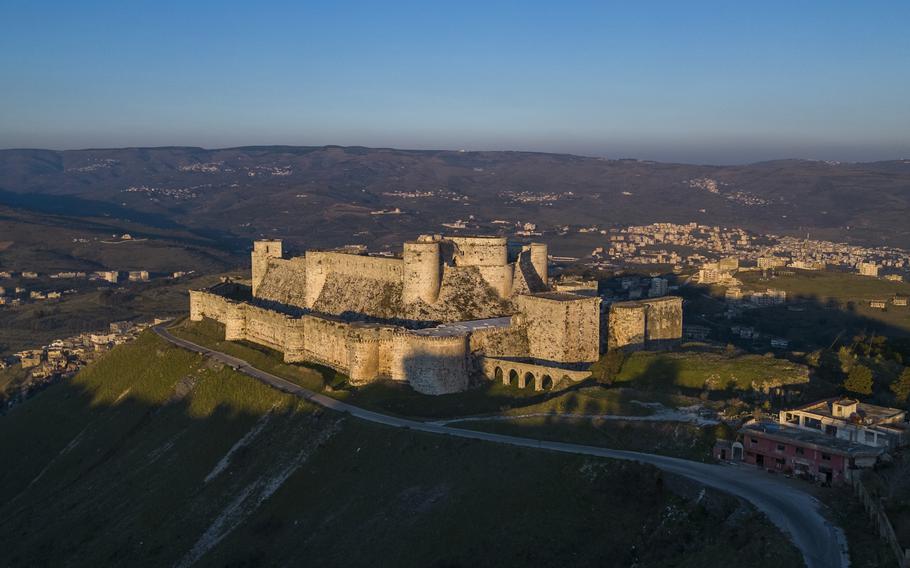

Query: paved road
[154,325,849,568]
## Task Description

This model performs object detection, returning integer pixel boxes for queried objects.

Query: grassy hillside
[0,331,803,567]
[611,350,809,392]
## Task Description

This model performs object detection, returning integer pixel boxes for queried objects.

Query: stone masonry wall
[392,333,469,395]
[641,297,683,342]
[517,294,601,364]
[607,302,647,350]
[607,298,683,350]
[304,252,403,308]
[255,257,308,308]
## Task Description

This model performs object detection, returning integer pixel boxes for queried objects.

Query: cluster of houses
[582,221,910,277]
[715,398,910,485]
[0,270,191,307]
[1,319,162,411]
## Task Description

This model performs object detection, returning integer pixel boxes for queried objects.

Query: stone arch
[522,371,536,390]
[541,374,554,390]
[732,442,744,461]
[508,369,519,386]
[495,367,504,384]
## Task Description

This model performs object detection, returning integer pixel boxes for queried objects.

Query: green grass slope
[0,332,802,567]
[612,350,809,391]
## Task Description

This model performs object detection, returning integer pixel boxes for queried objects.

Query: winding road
[154,324,849,568]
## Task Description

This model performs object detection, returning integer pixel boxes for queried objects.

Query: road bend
[154,324,849,568]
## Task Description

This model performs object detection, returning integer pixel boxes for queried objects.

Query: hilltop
[0,331,802,567]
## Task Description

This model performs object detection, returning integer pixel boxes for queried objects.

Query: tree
[844,364,874,396]
[837,346,855,373]
[890,367,910,403]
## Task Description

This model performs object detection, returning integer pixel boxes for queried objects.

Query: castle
[190,235,601,395]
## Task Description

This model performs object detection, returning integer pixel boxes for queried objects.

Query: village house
[780,398,910,449]
[718,420,885,485]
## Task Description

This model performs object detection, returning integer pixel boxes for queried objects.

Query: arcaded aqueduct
[190,235,602,395]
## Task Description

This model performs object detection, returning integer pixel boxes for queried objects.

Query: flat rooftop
[742,422,885,458]
[791,398,905,423]
[411,316,513,337]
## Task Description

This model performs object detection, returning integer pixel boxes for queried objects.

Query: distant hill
[0,332,802,567]
[1,146,908,253]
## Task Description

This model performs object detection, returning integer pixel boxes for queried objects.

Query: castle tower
[251,240,282,296]
[402,240,442,304]
[449,236,508,266]
[529,242,548,286]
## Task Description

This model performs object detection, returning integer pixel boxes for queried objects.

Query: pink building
[724,421,883,485]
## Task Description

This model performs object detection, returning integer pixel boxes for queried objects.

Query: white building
[780,398,909,449]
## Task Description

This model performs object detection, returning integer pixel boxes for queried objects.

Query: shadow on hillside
[0,359,804,568]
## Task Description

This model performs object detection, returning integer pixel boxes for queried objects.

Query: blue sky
[1,0,908,163]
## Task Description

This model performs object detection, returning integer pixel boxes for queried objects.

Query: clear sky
[1,0,908,164]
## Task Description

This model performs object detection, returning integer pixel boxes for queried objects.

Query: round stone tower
[529,242,548,286]
[449,236,508,266]
[402,240,442,304]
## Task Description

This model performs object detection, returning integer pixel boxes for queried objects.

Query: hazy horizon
[2,0,908,165]
[2,140,908,167]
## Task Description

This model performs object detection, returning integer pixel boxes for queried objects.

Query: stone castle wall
[448,236,508,266]
[390,333,470,394]
[642,297,683,342]
[516,293,601,364]
[304,251,403,308]
[607,303,646,350]
[191,290,305,361]
[250,236,549,322]
[256,257,308,308]
[251,240,282,295]
[608,297,683,350]
[189,290,473,395]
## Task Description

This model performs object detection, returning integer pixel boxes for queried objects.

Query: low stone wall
[853,478,910,567]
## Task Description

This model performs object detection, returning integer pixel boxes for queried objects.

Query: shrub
[844,364,874,396]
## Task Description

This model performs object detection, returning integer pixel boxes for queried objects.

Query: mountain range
[1,146,909,255]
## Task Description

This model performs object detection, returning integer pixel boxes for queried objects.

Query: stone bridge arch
[520,371,537,390]
[482,356,590,392]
